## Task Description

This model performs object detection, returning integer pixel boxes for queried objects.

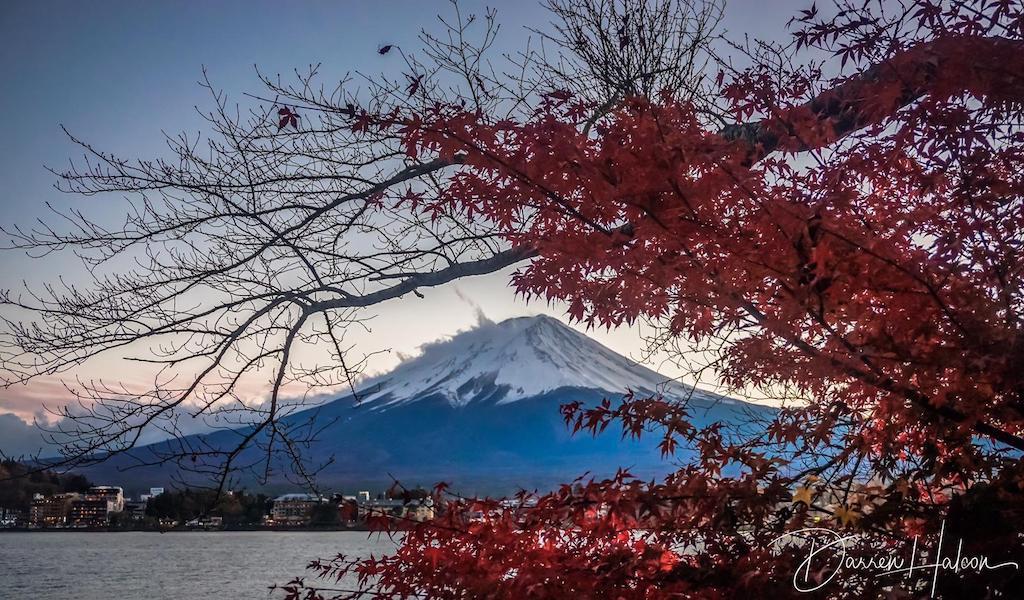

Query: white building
[270,493,324,525]
[140,487,165,502]
[86,486,125,513]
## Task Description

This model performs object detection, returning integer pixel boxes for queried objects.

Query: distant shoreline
[0,525,377,533]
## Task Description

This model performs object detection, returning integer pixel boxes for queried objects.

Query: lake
[0,531,399,599]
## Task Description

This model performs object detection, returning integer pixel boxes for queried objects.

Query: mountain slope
[76,316,770,494]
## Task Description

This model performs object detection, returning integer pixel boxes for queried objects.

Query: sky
[0,0,810,442]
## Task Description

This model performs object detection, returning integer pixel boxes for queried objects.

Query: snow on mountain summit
[355,315,711,409]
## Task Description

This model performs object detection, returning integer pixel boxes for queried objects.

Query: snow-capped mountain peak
[355,315,704,409]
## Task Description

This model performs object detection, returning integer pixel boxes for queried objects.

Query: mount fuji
[78,315,771,494]
[353,314,719,409]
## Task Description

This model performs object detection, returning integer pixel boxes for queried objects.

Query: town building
[405,499,435,522]
[122,500,147,522]
[87,486,125,512]
[29,492,79,528]
[330,494,360,525]
[68,497,110,528]
[62,486,125,528]
[139,487,165,502]
[1,506,25,528]
[270,493,324,525]
[363,498,408,521]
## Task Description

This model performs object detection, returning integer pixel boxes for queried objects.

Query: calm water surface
[0,531,398,599]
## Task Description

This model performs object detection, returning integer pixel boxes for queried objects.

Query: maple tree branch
[310,245,539,311]
[408,34,1024,286]
[735,298,1024,452]
[722,35,1024,159]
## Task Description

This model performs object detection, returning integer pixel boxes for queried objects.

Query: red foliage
[289,2,1024,598]
[278,107,300,131]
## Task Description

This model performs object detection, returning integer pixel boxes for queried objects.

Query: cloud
[0,412,56,459]
[0,378,76,423]
[453,286,493,327]
[0,375,232,459]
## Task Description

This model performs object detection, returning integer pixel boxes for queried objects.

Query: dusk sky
[2,4,1018,597]
[0,1,806,427]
